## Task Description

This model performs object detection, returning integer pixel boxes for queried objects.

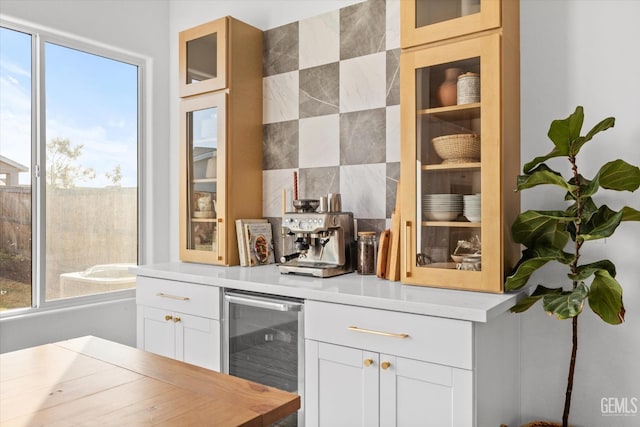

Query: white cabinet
[305,300,519,427]
[136,276,221,371]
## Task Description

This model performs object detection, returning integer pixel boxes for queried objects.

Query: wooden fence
[1,186,137,299]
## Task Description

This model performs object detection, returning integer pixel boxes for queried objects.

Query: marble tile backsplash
[263,0,400,255]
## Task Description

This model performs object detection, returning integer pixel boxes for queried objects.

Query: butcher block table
[0,336,300,426]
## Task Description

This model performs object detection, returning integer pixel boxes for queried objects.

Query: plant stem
[563,314,578,427]
[563,154,582,427]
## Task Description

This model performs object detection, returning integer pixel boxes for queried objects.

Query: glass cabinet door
[179,18,227,97]
[401,0,501,47]
[401,33,507,292]
[180,92,226,263]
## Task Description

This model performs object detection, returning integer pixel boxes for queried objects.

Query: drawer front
[305,300,472,369]
[136,276,220,319]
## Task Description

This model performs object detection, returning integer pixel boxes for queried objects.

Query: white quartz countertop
[133,262,527,323]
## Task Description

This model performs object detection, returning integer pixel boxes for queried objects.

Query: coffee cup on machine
[327,193,341,212]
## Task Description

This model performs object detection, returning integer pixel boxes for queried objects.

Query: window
[0,22,142,313]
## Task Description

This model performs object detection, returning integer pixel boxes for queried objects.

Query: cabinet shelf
[191,218,217,223]
[422,221,480,227]
[421,162,480,171]
[418,103,480,120]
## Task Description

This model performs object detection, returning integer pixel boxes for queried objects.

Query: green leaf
[589,270,625,325]
[621,206,640,222]
[511,210,573,248]
[572,116,615,155]
[597,160,640,191]
[568,260,617,281]
[509,285,564,313]
[579,205,623,241]
[547,106,583,156]
[523,148,566,174]
[542,282,589,319]
[517,164,577,193]
[505,247,575,291]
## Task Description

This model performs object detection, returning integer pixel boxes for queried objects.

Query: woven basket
[432,133,480,163]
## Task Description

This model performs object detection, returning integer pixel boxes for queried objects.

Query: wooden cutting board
[376,229,390,278]
[386,181,402,281]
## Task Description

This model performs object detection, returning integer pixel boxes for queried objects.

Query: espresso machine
[279,198,356,278]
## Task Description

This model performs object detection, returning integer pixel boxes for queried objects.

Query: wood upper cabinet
[179,18,227,97]
[178,17,263,265]
[399,3,520,292]
[401,0,504,48]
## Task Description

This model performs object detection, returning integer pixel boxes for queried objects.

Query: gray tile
[355,218,386,235]
[386,162,400,218]
[386,49,400,106]
[340,108,386,165]
[299,62,339,118]
[263,22,299,77]
[299,166,340,200]
[263,121,299,170]
[340,0,386,61]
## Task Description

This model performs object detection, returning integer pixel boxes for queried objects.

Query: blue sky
[0,26,138,187]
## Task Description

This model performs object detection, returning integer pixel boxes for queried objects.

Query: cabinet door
[175,313,221,371]
[138,305,176,359]
[179,18,227,97]
[379,355,472,427]
[400,32,519,293]
[400,0,502,47]
[179,92,228,264]
[306,341,379,427]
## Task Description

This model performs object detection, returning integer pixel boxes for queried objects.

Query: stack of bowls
[423,194,463,221]
[463,194,481,222]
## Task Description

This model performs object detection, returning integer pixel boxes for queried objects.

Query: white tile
[263,71,299,124]
[263,168,298,217]
[340,164,386,219]
[299,10,340,69]
[386,0,401,50]
[299,115,340,168]
[386,105,400,162]
[340,52,386,113]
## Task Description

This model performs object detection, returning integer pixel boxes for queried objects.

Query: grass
[0,251,32,311]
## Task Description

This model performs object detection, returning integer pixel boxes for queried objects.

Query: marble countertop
[134,262,526,323]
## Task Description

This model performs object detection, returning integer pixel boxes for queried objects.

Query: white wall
[519,1,640,425]
[0,0,171,352]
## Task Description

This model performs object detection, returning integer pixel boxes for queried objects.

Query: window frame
[0,17,147,317]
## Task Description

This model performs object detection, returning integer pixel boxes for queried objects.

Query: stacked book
[235,219,275,267]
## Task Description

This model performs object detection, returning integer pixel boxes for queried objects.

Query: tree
[46,137,96,188]
[105,165,122,187]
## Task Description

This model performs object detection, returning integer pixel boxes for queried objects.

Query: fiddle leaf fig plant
[505,106,640,427]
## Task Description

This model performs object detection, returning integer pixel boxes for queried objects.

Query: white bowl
[425,211,459,221]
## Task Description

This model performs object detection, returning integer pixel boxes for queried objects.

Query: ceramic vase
[437,67,462,107]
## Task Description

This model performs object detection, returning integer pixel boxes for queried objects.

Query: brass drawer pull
[363,358,374,367]
[156,292,190,301]
[347,325,409,339]
[172,317,181,323]
[381,361,391,370]
[164,315,173,321]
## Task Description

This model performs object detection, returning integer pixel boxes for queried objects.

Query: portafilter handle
[280,253,300,263]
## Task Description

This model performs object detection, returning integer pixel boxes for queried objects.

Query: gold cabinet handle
[348,326,409,339]
[172,317,181,323]
[217,217,223,261]
[404,221,412,277]
[363,358,374,367]
[381,361,391,370]
[156,292,190,301]
[164,314,173,321]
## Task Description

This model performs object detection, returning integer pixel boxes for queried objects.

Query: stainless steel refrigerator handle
[224,293,303,312]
